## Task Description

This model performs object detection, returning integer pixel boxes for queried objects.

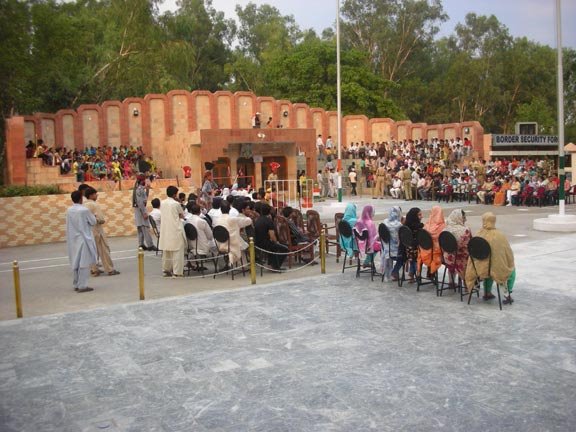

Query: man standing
[133,174,156,251]
[373,163,386,199]
[83,187,120,277]
[159,186,186,278]
[348,167,357,196]
[402,165,413,200]
[66,190,98,293]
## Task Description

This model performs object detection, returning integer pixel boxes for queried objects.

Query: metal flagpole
[336,0,343,202]
[556,0,566,216]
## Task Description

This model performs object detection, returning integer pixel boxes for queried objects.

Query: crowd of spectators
[26,140,160,182]
[315,137,572,207]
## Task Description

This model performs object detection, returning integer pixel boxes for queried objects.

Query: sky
[159,0,576,48]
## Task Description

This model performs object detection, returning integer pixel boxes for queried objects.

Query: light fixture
[257,132,266,140]
[464,127,470,134]
[133,108,139,117]
[282,110,289,117]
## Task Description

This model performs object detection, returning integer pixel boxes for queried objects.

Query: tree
[159,0,235,92]
[341,0,447,83]
[227,2,302,93]
[515,97,555,134]
[264,37,403,119]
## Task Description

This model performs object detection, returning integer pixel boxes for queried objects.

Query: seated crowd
[144,181,317,279]
[26,140,160,182]
[338,203,517,305]
[315,137,571,207]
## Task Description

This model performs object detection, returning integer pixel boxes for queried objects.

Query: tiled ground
[0,235,575,431]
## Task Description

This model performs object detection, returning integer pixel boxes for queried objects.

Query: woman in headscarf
[354,205,379,266]
[465,212,516,304]
[339,203,358,257]
[381,206,402,281]
[443,209,472,288]
[399,207,423,282]
[418,205,445,276]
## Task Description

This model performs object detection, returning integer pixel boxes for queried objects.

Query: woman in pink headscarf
[418,205,446,275]
[354,205,380,267]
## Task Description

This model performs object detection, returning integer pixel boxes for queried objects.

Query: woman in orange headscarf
[418,205,446,275]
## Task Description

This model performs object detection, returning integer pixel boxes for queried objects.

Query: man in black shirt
[254,204,288,270]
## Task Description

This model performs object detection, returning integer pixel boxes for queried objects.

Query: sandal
[91,270,101,277]
[107,270,120,276]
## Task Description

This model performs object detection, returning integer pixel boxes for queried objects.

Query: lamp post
[336,0,343,202]
[556,0,566,216]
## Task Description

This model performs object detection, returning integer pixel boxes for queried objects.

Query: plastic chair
[353,228,378,281]
[438,231,467,300]
[378,223,400,283]
[398,225,415,287]
[212,225,245,280]
[416,229,438,291]
[148,217,161,256]
[467,237,502,311]
[338,220,358,274]
[184,223,211,277]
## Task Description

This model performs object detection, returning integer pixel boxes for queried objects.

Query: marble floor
[0,235,575,431]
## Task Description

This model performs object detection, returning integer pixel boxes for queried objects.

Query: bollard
[138,248,145,300]
[12,261,23,318]
[249,238,256,285]
[320,231,326,274]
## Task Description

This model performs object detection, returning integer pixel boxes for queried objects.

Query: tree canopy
[1,0,574,146]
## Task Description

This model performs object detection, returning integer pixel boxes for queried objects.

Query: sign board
[253,155,263,163]
[492,135,559,147]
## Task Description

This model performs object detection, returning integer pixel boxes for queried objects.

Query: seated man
[465,212,516,304]
[149,198,161,232]
[185,202,217,261]
[254,204,289,271]
[477,177,495,204]
[215,200,253,269]
[281,207,310,245]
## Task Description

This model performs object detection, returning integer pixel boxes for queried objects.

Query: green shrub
[0,184,62,197]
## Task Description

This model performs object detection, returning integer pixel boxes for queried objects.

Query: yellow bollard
[12,261,23,318]
[249,237,256,285]
[320,231,326,274]
[138,248,145,300]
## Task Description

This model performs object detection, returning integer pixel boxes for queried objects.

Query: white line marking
[0,255,143,273]
[0,249,140,266]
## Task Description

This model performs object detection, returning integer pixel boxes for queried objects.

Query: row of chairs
[175,209,326,280]
[336,220,505,310]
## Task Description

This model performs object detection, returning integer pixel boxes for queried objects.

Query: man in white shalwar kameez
[66,190,98,293]
[159,186,187,277]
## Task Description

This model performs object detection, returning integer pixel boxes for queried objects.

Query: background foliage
[1,0,575,153]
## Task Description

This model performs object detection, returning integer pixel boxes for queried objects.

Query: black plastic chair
[467,236,502,310]
[378,223,401,284]
[184,223,211,277]
[148,217,161,256]
[353,228,378,281]
[338,220,358,274]
[398,225,415,287]
[416,229,438,291]
[438,231,463,298]
[212,225,245,280]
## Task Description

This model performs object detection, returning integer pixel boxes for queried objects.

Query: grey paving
[1,234,575,431]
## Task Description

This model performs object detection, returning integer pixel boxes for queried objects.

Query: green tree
[159,0,235,92]
[515,97,556,134]
[341,0,447,83]
[264,37,403,119]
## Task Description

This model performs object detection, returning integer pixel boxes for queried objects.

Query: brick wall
[0,186,195,248]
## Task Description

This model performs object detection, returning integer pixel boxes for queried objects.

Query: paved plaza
[0,199,575,431]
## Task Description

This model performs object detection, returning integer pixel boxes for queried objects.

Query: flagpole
[556,0,565,216]
[336,0,343,202]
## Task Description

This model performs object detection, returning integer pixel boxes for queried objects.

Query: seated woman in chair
[418,205,445,277]
[339,203,358,257]
[354,205,379,268]
[442,209,472,289]
[399,207,423,283]
[465,212,516,304]
[381,206,402,281]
